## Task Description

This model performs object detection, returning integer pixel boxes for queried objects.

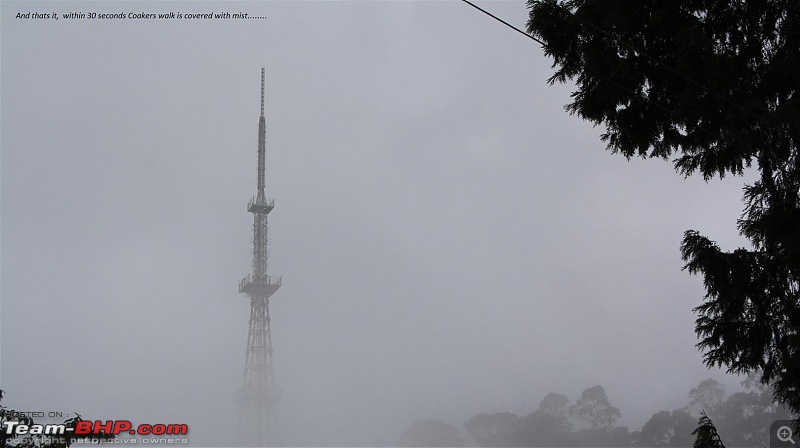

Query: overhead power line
[461,0,548,47]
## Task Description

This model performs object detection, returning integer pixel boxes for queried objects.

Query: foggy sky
[2,1,755,446]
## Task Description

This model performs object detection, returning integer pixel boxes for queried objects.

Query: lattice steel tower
[237,67,282,447]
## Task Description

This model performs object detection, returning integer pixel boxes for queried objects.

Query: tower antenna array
[236,67,282,447]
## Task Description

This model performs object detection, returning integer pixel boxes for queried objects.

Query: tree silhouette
[570,385,621,431]
[526,0,800,420]
[398,420,465,447]
[692,413,726,448]
[538,393,570,420]
[464,412,521,447]
[640,409,696,447]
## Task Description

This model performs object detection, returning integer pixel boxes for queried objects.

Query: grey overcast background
[2,1,754,446]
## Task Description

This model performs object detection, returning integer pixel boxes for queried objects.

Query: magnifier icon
[778,426,796,444]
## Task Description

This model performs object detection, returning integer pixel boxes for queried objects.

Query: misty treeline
[398,376,794,447]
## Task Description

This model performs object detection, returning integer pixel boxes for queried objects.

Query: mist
[1,1,756,446]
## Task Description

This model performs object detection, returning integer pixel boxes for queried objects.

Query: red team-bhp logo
[4,419,188,436]
[74,420,188,436]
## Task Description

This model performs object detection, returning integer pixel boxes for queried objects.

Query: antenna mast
[236,67,282,447]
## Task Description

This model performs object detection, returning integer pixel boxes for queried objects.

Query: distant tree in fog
[688,379,727,419]
[568,386,629,447]
[398,419,465,447]
[516,392,574,447]
[519,392,575,447]
[519,410,573,447]
[570,385,621,431]
[538,392,570,420]
[639,409,696,447]
[464,412,521,447]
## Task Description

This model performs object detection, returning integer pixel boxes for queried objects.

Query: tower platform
[239,274,281,299]
[247,196,274,214]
